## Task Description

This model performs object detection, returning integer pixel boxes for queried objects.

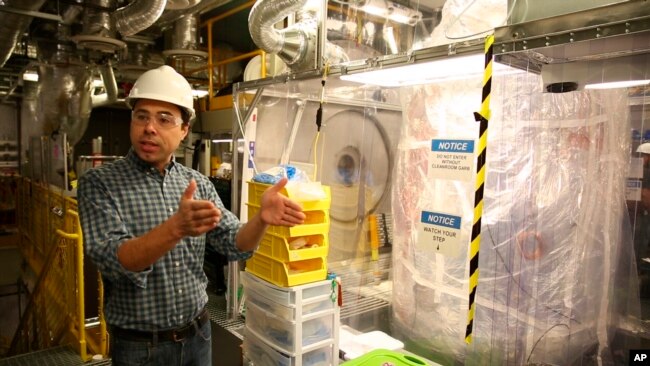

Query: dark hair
[180,107,191,125]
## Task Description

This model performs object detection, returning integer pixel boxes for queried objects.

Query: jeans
[110,319,212,366]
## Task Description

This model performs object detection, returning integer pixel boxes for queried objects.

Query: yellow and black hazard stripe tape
[465,34,494,344]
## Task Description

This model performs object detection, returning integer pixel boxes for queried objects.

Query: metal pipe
[92,60,119,107]
[0,5,61,21]
[113,0,168,37]
[0,0,47,67]
[171,13,200,50]
[82,0,116,37]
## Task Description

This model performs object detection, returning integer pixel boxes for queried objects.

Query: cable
[313,63,329,181]
[312,132,321,181]
[486,224,580,324]
[526,323,570,364]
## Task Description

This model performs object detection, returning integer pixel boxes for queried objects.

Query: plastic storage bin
[243,326,334,366]
[340,349,428,366]
[241,272,340,365]
[246,252,327,287]
[241,271,334,307]
[245,285,335,322]
[256,233,329,262]
[245,300,334,353]
[247,204,330,237]
[247,181,331,211]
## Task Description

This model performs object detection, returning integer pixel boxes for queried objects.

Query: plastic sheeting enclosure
[391,66,637,364]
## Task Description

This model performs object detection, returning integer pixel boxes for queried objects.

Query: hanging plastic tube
[280,99,307,168]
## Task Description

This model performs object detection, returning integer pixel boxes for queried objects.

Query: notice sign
[429,139,475,182]
[626,179,642,201]
[417,210,462,257]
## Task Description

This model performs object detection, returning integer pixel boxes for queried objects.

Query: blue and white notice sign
[417,210,462,257]
[429,138,476,181]
[626,179,642,201]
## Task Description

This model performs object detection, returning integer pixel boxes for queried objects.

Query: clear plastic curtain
[391,61,639,365]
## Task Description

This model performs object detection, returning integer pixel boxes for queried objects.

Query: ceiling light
[192,89,208,98]
[212,139,244,143]
[542,54,650,92]
[340,53,518,87]
[23,71,38,82]
[585,79,650,89]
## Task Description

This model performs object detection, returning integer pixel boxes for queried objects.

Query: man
[639,142,650,168]
[77,65,305,366]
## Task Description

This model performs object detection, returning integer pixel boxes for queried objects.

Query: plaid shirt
[78,149,251,331]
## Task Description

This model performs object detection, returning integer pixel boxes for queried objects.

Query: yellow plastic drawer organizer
[246,181,331,287]
[242,272,340,366]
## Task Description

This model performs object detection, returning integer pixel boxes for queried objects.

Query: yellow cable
[312,131,320,181]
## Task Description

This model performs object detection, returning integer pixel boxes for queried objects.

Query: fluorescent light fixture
[212,138,245,143]
[542,55,650,92]
[340,54,516,87]
[23,71,38,82]
[585,79,650,90]
[192,89,209,98]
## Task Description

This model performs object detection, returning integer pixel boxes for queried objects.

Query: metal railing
[175,0,266,111]
[10,178,107,361]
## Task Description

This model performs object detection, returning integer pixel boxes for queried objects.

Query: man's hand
[172,179,221,238]
[260,177,306,227]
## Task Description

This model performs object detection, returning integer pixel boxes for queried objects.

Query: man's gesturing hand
[172,179,221,238]
[260,177,306,227]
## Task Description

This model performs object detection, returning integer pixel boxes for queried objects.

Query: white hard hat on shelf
[637,142,650,155]
[125,65,195,121]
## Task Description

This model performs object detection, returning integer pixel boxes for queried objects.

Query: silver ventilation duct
[166,0,201,10]
[124,42,151,68]
[164,12,207,61]
[248,0,349,71]
[0,0,47,67]
[152,0,228,32]
[82,0,117,38]
[61,4,84,25]
[171,14,200,50]
[113,0,168,37]
[73,0,127,53]
[249,0,308,57]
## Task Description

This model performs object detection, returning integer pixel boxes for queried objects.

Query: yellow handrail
[12,178,107,361]
[55,209,88,361]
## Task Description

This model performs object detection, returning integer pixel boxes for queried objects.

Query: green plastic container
[341,349,429,366]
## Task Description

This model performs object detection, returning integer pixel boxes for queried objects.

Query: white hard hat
[637,142,650,155]
[125,65,195,121]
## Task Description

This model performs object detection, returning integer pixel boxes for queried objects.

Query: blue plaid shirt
[78,149,251,331]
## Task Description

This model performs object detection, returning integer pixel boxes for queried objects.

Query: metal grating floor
[206,291,245,340]
[0,346,111,366]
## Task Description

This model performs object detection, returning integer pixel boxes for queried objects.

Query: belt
[111,307,210,343]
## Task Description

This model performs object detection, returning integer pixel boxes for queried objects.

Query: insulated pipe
[82,0,116,37]
[249,0,348,69]
[152,0,222,32]
[0,0,47,67]
[92,60,119,107]
[61,4,84,25]
[114,0,168,37]
[171,13,200,50]
[248,0,309,57]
